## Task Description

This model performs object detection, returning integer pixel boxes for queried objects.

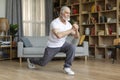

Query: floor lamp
[0,18,9,36]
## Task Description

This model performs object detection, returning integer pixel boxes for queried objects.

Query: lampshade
[0,18,9,32]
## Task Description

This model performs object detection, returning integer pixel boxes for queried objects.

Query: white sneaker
[64,68,75,75]
[27,58,36,69]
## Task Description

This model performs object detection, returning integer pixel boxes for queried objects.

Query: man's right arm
[52,28,75,39]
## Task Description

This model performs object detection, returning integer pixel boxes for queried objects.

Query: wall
[0,0,6,17]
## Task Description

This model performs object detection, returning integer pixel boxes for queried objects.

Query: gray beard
[67,18,70,21]
[63,17,70,21]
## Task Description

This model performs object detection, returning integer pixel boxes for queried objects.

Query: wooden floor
[0,59,120,80]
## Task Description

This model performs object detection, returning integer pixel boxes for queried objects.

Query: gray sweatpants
[30,42,76,68]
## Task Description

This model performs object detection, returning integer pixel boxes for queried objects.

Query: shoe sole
[64,70,75,76]
[27,58,36,69]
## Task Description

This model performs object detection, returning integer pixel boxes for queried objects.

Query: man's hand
[72,23,80,38]
[71,29,76,35]
[72,23,79,31]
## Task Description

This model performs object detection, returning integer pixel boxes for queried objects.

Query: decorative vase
[85,28,90,35]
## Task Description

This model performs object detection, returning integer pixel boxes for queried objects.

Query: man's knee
[40,62,47,66]
[39,59,50,66]
[69,44,76,52]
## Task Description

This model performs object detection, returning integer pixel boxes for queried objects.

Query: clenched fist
[72,23,79,31]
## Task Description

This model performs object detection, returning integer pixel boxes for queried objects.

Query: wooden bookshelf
[52,0,120,60]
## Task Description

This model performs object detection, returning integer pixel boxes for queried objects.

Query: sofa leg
[85,56,88,62]
[20,57,22,66]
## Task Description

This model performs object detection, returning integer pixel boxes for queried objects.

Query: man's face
[62,9,70,21]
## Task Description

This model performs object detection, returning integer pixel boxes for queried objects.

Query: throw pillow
[79,35,85,45]
[21,37,32,47]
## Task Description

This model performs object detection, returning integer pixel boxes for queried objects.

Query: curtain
[22,0,45,36]
[6,0,23,41]
[45,0,53,35]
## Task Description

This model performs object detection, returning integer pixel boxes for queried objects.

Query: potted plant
[9,24,18,46]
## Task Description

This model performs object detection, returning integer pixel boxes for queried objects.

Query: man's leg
[60,42,76,75]
[60,42,76,68]
[30,47,60,66]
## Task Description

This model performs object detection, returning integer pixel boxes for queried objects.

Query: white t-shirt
[47,18,72,48]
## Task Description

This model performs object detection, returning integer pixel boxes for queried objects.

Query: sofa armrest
[83,41,89,55]
[17,41,23,57]
[83,41,88,47]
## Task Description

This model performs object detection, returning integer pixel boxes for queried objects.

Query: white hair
[60,6,70,14]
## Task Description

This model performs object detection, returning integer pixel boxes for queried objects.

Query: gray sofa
[17,36,89,64]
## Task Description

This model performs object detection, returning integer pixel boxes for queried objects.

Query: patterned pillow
[21,37,32,47]
[79,35,85,45]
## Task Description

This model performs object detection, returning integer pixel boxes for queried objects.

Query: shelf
[0,35,12,60]
[0,45,11,48]
[106,22,117,24]
[81,12,89,14]
[71,14,79,16]
[89,35,97,36]
[0,58,10,60]
[52,0,119,60]
[96,46,106,48]
[96,23,117,25]
[80,0,119,60]
[72,3,80,6]
[100,10,117,13]
[96,0,105,1]
[81,24,95,26]
[82,2,95,4]
[89,46,95,48]
[98,35,117,37]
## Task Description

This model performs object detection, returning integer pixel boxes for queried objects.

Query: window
[22,0,45,36]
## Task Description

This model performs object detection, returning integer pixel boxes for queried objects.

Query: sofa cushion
[21,37,32,47]
[26,36,48,47]
[23,47,45,55]
[76,47,84,53]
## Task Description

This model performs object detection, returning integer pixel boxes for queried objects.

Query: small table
[108,45,120,63]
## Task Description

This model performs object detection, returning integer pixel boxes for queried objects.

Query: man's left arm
[72,23,80,39]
